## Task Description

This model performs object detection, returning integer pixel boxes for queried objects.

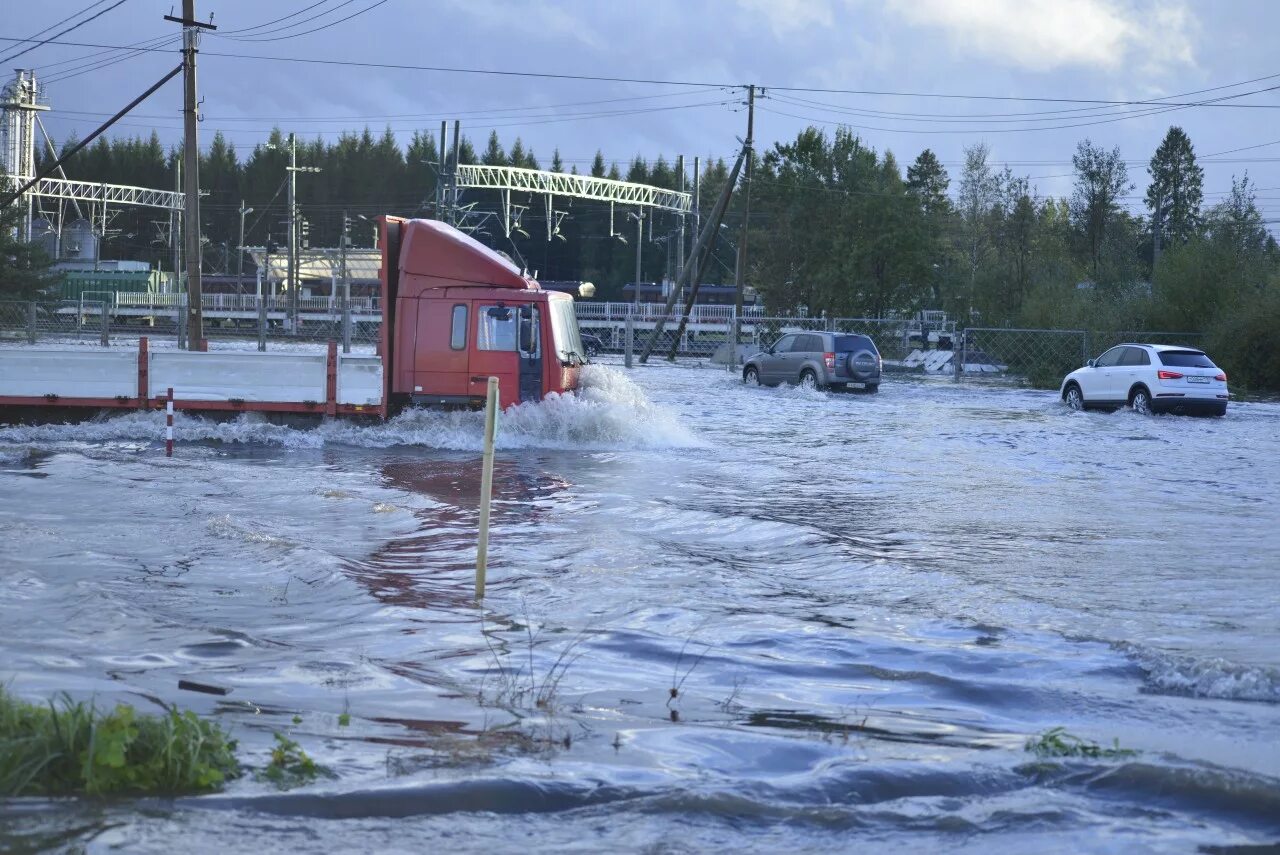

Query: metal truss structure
[4,175,184,211]
[452,164,691,241]
[454,164,692,213]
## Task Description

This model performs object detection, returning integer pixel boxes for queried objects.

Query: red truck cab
[379,216,585,411]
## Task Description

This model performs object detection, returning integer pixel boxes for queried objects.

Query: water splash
[0,364,700,452]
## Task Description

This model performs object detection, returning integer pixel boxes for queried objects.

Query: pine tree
[0,169,61,297]
[482,131,507,166]
[1146,126,1203,257]
[550,148,564,172]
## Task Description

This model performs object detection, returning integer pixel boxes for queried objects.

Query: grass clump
[1025,726,1137,760]
[0,686,241,797]
[253,733,330,790]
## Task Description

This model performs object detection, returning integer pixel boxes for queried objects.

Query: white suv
[1060,344,1228,417]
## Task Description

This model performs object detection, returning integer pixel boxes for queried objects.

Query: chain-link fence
[1088,330,1204,354]
[956,328,1087,387]
[0,296,1215,390]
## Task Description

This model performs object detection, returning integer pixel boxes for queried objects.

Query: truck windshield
[548,298,585,363]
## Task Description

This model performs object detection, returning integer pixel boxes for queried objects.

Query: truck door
[469,303,521,408]
[518,304,543,403]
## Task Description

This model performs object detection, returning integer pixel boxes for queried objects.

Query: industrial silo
[60,218,98,262]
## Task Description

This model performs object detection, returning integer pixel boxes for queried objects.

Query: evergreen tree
[1146,126,1203,258]
[550,148,564,172]
[905,149,953,307]
[0,170,61,297]
[481,131,507,166]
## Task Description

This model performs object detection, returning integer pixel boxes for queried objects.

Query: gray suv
[743,332,881,392]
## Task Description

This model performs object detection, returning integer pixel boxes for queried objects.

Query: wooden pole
[476,376,499,599]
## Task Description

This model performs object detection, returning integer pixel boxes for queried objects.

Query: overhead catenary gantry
[450,163,692,241]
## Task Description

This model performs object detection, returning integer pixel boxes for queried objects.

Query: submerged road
[1,361,1277,851]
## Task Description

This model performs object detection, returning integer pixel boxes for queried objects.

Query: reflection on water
[1,362,1279,851]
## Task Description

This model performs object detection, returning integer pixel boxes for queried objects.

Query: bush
[1206,288,1280,394]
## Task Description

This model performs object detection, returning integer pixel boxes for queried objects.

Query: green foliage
[1025,727,1137,759]
[1205,285,1280,395]
[0,686,240,797]
[1070,139,1133,282]
[253,732,330,790]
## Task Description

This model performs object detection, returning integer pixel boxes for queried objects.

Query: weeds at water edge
[0,686,241,797]
[1025,727,1138,759]
[253,732,333,790]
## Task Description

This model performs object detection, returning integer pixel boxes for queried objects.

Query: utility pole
[284,132,321,333]
[451,120,461,226]
[632,211,645,309]
[340,210,351,353]
[436,120,447,220]
[165,1,215,350]
[730,85,756,366]
[170,159,180,295]
[676,154,686,301]
[237,200,253,294]
[692,155,700,307]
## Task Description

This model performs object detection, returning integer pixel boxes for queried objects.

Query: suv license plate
[1187,376,1210,384]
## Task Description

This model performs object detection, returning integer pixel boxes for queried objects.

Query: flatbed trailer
[0,218,588,422]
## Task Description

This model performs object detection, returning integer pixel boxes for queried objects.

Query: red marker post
[165,387,174,457]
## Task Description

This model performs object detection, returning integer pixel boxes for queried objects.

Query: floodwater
[1,360,1278,853]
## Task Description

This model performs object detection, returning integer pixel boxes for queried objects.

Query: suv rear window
[834,335,876,354]
[1157,350,1215,368]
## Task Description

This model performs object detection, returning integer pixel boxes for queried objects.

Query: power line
[5,32,1280,112]
[214,0,349,37]
[215,0,390,43]
[41,36,180,85]
[42,98,738,138]
[0,0,128,65]
[49,87,732,123]
[0,0,112,52]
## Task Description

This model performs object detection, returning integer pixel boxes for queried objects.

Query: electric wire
[214,0,390,43]
[213,0,349,37]
[49,87,731,123]
[0,0,128,66]
[5,33,1280,112]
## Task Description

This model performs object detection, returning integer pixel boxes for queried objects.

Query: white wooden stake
[476,376,499,599]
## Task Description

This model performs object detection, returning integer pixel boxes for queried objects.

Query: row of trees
[7,121,1278,387]
[28,128,734,296]
[745,125,1277,388]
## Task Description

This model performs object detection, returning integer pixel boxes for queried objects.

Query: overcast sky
[6,0,1278,222]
